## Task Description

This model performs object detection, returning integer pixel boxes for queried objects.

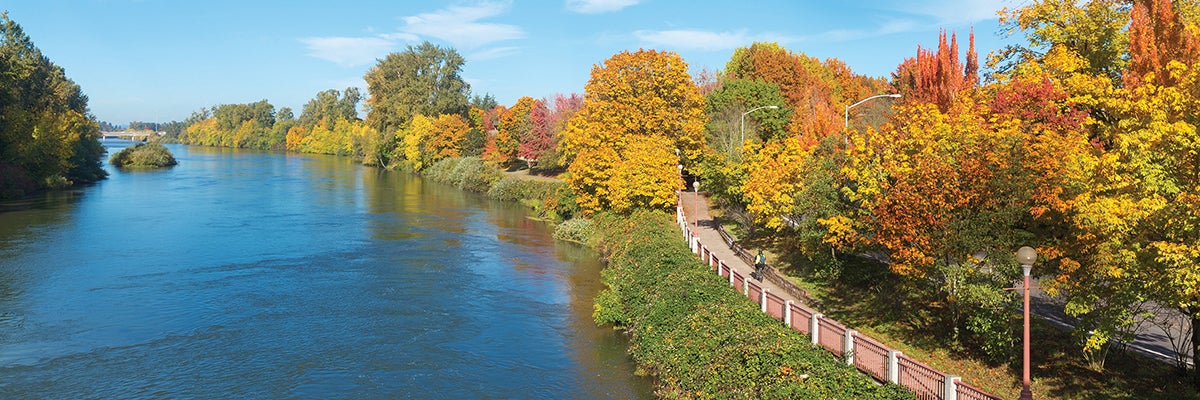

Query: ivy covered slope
[590,209,913,399]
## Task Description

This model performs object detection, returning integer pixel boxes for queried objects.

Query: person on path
[753,250,766,281]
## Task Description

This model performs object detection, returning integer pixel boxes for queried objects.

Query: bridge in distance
[100,131,162,141]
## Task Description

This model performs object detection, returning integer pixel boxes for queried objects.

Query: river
[0,142,652,399]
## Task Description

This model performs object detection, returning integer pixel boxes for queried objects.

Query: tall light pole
[1016,246,1038,400]
[692,180,700,230]
[740,105,779,149]
[844,94,902,129]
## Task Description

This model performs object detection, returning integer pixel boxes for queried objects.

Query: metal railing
[676,204,1001,400]
[898,354,947,400]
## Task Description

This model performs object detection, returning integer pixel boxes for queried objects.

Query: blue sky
[4,0,1017,125]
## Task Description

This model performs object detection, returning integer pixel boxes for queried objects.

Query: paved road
[1030,289,1193,368]
[680,190,1193,369]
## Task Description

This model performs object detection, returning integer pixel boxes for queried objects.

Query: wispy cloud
[400,1,524,49]
[301,1,525,66]
[565,0,640,14]
[633,29,796,51]
[632,17,933,52]
[300,36,399,67]
[887,0,1007,25]
[470,46,521,60]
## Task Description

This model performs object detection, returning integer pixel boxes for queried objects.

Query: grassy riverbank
[424,157,578,222]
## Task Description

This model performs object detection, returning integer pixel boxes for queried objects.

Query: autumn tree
[0,12,108,196]
[517,99,553,168]
[998,0,1200,377]
[534,93,583,171]
[724,43,841,145]
[491,96,537,167]
[697,79,790,210]
[561,49,704,214]
[1125,0,1200,87]
[996,0,1132,84]
[397,114,434,171]
[891,30,978,112]
[428,113,470,160]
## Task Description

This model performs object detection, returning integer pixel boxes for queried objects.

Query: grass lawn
[780,262,1199,400]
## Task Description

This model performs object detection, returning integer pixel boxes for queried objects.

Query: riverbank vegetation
[423,157,578,222]
[0,13,107,199]
[159,0,1200,395]
[587,209,913,399]
[108,143,177,168]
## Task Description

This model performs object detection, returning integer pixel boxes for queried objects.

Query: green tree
[703,79,790,159]
[299,88,361,126]
[0,12,106,198]
[364,42,469,135]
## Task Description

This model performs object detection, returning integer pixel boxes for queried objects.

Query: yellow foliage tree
[742,136,809,229]
[399,114,435,171]
[605,136,682,213]
[561,49,703,214]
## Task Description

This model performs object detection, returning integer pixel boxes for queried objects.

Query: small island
[109,143,178,168]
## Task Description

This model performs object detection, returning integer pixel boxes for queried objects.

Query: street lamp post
[1016,246,1038,400]
[692,180,700,230]
[740,105,779,149]
[844,94,902,129]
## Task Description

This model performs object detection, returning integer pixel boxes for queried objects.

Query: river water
[0,142,651,399]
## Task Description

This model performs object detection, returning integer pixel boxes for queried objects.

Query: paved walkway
[678,190,803,305]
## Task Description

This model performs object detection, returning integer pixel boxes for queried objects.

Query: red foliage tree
[518,99,553,164]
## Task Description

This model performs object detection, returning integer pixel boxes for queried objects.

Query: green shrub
[109,143,178,168]
[552,218,593,244]
[487,176,542,202]
[426,157,500,193]
[541,183,579,221]
[590,209,915,399]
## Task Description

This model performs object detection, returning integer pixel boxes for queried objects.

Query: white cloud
[470,46,521,60]
[566,0,640,14]
[400,1,524,49]
[300,36,399,67]
[889,0,1007,25]
[634,29,796,51]
[302,2,525,66]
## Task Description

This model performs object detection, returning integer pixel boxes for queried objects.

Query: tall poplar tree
[364,42,469,136]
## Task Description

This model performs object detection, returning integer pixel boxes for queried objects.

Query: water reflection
[0,144,651,399]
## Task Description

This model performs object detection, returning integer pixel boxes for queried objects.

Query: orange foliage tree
[891,29,978,111]
[428,114,470,160]
[725,43,881,146]
[493,96,537,167]
[1126,0,1200,87]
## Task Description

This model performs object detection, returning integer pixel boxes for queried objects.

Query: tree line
[0,12,106,199]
